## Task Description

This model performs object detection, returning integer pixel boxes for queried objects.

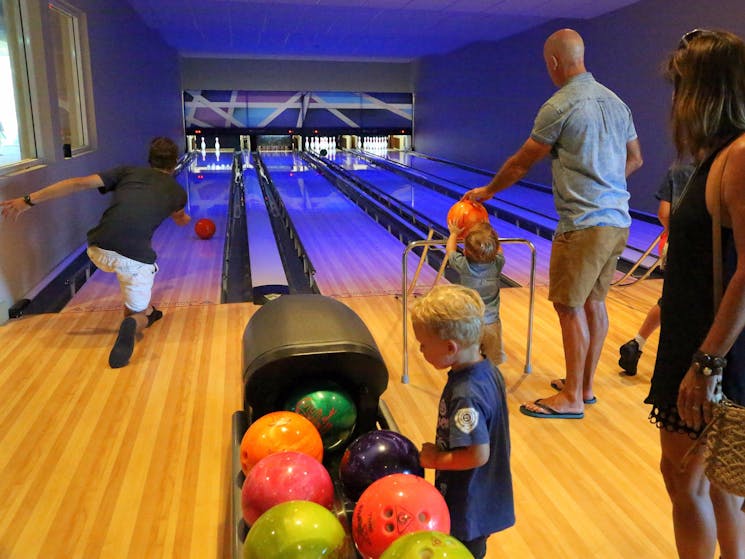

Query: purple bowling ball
[339,429,424,501]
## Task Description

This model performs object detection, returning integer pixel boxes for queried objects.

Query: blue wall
[412,0,745,214]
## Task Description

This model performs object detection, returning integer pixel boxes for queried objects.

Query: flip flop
[550,378,597,404]
[519,399,584,419]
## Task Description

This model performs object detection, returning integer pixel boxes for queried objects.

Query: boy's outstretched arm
[420,442,489,470]
[445,221,463,256]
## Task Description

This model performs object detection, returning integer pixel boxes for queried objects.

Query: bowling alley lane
[62,151,232,313]
[260,151,440,296]
[328,150,553,287]
[386,150,663,262]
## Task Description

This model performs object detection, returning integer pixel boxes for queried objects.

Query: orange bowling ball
[194,218,216,240]
[447,200,489,238]
[239,411,324,475]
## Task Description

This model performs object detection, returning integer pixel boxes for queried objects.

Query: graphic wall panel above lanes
[385,151,663,267]
[260,152,439,297]
[62,152,232,313]
[328,150,552,288]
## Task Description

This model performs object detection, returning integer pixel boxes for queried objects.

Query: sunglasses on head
[678,28,715,49]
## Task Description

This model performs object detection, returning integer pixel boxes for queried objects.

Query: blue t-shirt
[655,162,695,207]
[447,251,505,324]
[531,72,637,234]
[434,359,515,541]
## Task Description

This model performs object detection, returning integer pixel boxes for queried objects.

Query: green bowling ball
[284,381,357,452]
[243,500,350,559]
[380,531,474,559]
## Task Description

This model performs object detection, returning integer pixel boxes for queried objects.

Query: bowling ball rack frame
[230,294,394,558]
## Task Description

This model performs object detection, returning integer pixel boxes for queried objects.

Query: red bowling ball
[194,217,216,240]
[241,451,335,526]
[352,473,450,559]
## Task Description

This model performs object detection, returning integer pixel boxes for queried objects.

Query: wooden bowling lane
[382,151,663,268]
[63,161,231,313]
[0,275,678,558]
[332,151,554,287]
[262,152,441,297]
[0,302,259,559]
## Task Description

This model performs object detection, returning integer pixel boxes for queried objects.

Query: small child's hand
[447,220,463,237]
[419,442,439,469]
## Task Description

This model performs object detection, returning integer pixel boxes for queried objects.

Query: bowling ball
[239,411,324,475]
[241,451,335,526]
[243,500,350,559]
[658,230,668,256]
[380,531,474,559]
[446,200,489,239]
[352,474,451,559]
[340,430,424,501]
[194,217,216,240]
[284,381,358,452]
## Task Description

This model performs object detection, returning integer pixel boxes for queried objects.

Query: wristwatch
[692,350,726,376]
[23,194,35,207]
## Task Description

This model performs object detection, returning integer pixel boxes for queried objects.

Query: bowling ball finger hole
[384,523,395,533]
[418,512,429,523]
[383,508,394,518]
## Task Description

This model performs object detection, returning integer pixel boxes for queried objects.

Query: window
[0,0,36,168]
[49,0,91,155]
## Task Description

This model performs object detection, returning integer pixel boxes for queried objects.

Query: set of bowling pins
[200,137,220,158]
[306,136,336,155]
[359,136,388,154]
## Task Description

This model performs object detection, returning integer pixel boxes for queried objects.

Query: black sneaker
[619,339,642,376]
[146,307,163,328]
[109,317,137,368]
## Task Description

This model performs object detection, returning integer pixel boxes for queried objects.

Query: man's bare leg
[582,298,608,400]
[521,302,586,415]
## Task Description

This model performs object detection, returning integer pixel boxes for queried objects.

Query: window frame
[47,0,96,158]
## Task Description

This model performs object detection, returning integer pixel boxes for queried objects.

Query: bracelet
[692,350,726,376]
[23,194,35,207]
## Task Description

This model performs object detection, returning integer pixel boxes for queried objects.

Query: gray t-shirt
[87,166,187,264]
[448,251,505,324]
[531,72,637,234]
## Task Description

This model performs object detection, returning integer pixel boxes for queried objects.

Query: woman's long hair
[667,30,745,158]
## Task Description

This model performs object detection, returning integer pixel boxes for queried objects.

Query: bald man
[464,28,643,419]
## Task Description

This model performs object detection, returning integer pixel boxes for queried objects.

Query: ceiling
[125,0,642,62]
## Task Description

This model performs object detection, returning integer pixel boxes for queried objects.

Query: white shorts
[87,245,158,312]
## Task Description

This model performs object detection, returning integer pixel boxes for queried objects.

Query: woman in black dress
[646,29,745,559]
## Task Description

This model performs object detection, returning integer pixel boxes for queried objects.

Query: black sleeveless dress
[646,137,745,435]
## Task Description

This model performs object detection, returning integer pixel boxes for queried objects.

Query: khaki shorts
[548,226,628,308]
[481,319,505,365]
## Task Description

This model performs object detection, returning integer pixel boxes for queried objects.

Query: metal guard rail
[401,237,536,383]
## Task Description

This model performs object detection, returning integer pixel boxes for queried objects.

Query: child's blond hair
[464,222,500,264]
[410,284,485,346]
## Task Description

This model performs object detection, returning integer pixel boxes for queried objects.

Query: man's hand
[462,186,493,203]
[0,197,31,221]
[172,208,191,226]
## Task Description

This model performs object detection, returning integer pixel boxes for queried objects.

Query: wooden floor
[0,275,679,559]
[1,152,677,558]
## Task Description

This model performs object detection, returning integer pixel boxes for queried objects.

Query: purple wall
[0,0,183,311]
[413,0,745,214]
